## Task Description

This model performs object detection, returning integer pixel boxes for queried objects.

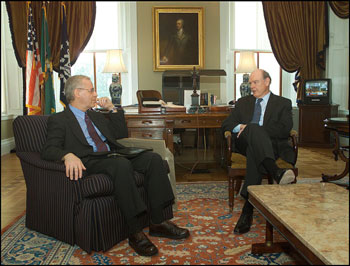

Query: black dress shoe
[128,231,158,256]
[274,168,294,184]
[149,220,190,239]
[233,212,253,234]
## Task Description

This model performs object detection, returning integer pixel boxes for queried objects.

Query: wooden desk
[322,117,349,184]
[125,111,230,154]
[248,183,349,265]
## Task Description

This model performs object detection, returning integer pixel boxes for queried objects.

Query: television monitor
[303,78,331,105]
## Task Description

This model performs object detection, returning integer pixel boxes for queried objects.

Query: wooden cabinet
[162,74,199,105]
[298,104,339,147]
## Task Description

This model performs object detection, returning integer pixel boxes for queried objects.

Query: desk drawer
[174,118,198,128]
[128,129,164,140]
[199,117,225,127]
[127,119,165,128]
[174,117,225,128]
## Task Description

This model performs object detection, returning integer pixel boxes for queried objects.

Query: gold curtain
[5,1,96,72]
[262,1,328,100]
[329,1,349,18]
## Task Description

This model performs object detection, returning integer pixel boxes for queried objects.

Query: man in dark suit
[221,69,296,234]
[41,75,189,256]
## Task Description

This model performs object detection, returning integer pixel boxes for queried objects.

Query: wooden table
[248,183,349,265]
[322,117,349,184]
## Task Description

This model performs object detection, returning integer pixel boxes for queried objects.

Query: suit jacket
[41,108,128,164]
[221,93,295,164]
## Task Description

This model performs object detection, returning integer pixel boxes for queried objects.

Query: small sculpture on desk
[188,67,200,113]
[109,74,122,107]
[240,73,251,97]
[191,67,200,106]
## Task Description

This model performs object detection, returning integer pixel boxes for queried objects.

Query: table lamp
[102,49,127,107]
[235,51,257,97]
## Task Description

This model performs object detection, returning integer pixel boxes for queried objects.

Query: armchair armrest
[16,151,89,177]
[16,152,66,172]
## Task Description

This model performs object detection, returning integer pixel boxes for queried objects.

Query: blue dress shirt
[69,105,110,152]
[233,92,271,133]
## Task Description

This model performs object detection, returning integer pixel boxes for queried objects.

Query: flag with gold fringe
[59,2,71,108]
[25,1,42,115]
[40,3,56,114]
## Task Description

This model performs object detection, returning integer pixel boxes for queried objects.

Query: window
[234,51,281,99]
[233,2,281,100]
[54,2,135,112]
[221,1,296,104]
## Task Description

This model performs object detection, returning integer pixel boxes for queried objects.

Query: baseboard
[1,137,15,156]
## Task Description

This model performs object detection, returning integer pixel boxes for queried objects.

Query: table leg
[321,131,349,182]
[251,220,290,254]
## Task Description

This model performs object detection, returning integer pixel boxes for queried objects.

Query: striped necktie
[251,98,263,124]
[84,112,108,152]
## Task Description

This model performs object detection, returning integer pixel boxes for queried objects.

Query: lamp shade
[102,49,127,73]
[235,51,257,74]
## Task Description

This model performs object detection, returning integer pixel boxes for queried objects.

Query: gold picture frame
[152,6,204,71]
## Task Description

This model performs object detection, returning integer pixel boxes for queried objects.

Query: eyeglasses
[77,88,96,93]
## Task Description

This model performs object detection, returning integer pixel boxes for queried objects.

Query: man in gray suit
[221,69,296,234]
[41,75,189,256]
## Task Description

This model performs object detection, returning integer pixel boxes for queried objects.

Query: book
[142,100,186,110]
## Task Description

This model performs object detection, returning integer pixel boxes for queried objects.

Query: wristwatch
[110,107,118,113]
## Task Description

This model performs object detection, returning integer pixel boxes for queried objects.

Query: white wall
[327,6,349,113]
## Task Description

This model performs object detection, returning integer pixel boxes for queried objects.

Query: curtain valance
[329,1,349,19]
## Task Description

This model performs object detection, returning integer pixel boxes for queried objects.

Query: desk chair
[136,90,162,105]
[224,130,298,212]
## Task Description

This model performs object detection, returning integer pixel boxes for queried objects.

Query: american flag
[59,2,71,108]
[25,2,42,115]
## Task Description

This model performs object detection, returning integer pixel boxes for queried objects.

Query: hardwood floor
[1,147,348,230]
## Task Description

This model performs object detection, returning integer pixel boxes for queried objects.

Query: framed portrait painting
[153,6,204,71]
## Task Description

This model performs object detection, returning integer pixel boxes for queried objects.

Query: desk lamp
[102,49,127,107]
[235,51,257,97]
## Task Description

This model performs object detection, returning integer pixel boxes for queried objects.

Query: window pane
[85,2,120,50]
[71,53,95,84]
[95,52,111,98]
[259,53,280,96]
[235,2,257,50]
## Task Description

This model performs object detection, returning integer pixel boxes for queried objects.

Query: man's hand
[237,124,247,138]
[97,97,114,111]
[62,153,86,180]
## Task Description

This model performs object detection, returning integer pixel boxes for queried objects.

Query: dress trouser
[234,124,276,200]
[84,151,175,234]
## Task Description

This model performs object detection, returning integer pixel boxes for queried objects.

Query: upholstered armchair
[12,115,173,254]
[224,130,298,212]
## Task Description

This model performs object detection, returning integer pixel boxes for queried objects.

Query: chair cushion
[275,158,294,169]
[230,153,294,169]
[81,175,115,198]
[230,153,247,168]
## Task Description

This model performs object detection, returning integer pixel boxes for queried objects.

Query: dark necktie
[251,98,263,124]
[84,112,108,152]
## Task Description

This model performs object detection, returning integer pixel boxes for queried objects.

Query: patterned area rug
[3,179,347,265]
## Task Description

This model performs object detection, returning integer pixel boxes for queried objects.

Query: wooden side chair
[224,130,299,212]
